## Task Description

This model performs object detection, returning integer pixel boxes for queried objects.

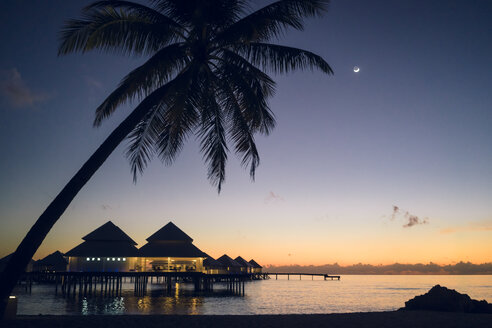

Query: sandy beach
[2,312,492,328]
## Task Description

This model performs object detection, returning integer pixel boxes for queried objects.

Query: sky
[1,0,491,266]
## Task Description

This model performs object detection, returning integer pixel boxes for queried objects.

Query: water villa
[10,221,340,298]
[64,221,139,272]
[61,220,261,275]
[235,256,254,273]
[249,259,263,273]
[138,222,207,272]
[203,254,224,274]
[216,254,242,273]
[32,251,68,272]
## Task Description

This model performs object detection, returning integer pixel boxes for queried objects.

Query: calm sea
[13,275,492,315]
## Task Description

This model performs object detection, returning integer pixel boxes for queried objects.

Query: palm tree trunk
[0,103,150,319]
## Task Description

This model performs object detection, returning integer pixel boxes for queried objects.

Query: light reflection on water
[14,275,492,315]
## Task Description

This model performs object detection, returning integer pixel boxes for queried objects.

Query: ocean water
[13,275,492,315]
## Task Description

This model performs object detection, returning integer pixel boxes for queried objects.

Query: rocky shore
[402,285,492,313]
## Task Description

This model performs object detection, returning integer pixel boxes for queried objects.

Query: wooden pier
[19,272,251,297]
[17,271,339,297]
[266,273,340,280]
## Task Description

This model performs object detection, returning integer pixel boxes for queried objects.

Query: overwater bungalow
[249,259,263,273]
[203,254,225,274]
[234,256,254,273]
[65,221,139,272]
[60,220,261,275]
[216,254,242,273]
[138,222,207,272]
[33,251,68,272]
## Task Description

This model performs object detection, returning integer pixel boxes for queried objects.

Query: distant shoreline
[265,272,492,275]
[264,262,492,275]
[3,312,492,328]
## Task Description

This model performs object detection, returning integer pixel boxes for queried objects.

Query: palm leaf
[215,0,330,44]
[127,69,199,179]
[217,50,276,134]
[235,42,333,74]
[152,0,246,27]
[156,68,203,166]
[126,105,162,182]
[94,43,188,126]
[195,72,228,192]
[214,74,260,179]
[59,7,180,56]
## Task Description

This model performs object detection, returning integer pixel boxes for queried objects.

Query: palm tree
[0,0,332,316]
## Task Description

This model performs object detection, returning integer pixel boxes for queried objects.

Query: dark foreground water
[13,275,492,315]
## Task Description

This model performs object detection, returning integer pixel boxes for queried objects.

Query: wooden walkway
[17,271,340,298]
[266,273,341,280]
[20,272,257,297]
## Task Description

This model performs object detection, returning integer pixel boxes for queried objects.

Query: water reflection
[14,276,492,315]
[130,283,205,314]
[68,283,208,315]
[80,296,126,315]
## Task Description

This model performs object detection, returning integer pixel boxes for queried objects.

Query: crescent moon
[353,66,360,73]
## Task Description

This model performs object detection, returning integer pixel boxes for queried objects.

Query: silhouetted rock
[402,285,492,313]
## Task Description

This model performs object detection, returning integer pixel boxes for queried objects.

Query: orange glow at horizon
[2,219,491,267]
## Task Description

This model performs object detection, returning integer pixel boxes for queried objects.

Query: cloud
[391,205,400,220]
[389,205,429,228]
[0,68,49,107]
[403,213,429,228]
[264,191,284,204]
[440,221,492,234]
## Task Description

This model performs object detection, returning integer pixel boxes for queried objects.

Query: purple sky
[1,0,491,265]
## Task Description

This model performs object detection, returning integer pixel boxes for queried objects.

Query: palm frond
[156,68,202,166]
[215,0,330,44]
[58,6,180,56]
[94,43,188,126]
[126,105,162,182]
[235,42,333,74]
[217,50,276,134]
[219,49,276,97]
[151,0,246,28]
[195,72,228,192]
[214,74,260,179]
[126,69,198,180]
[86,1,186,35]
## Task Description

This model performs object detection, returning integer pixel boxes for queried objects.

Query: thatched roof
[138,241,206,257]
[36,251,68,266]
[217,254,241,267]
[138,222,205,257]
[146,222,193,242]
[66,221,139,257]
[65,241,139,257]
[82,221,137,245]
[203,254,224,268]
[249,259,262,268]
[234,256,253,268]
